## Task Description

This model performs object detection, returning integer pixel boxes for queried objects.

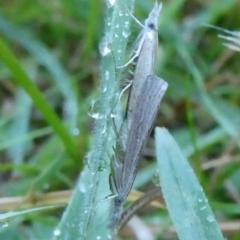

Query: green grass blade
[0,38,78,163]
[155,127,224,240]
[169,22,238,138]
[53,0,134,239]
[0,15,78,128]
[7,88,32,164]
[0,206,59,222]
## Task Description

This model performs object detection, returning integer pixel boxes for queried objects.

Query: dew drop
[98,160,107,172]
[116,24,119,28]
[106,0,115,8]
[106,17,111,26]
[1,222,9,228]
[124,21,130,27]
[200,206,207,211]
[99,33,111,56]
[101,124,107,134]
[119,10,123,16]
[122,30,129,38]
[88,100,103,119]
[83,154,91,168]
[110,109,117,118]
[103,86,107,93]
[114,33,119,38]
[207,215,214,223]
[105,71,109,80]
[79,182,86,193]
[99,44,111,56]
[72,127,80,136]
[53,228,61,236]
[89,112,102,119]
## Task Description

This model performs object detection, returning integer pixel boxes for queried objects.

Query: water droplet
[116,24,119,28]
[107,18,111,26]
[117,49,122,53]
[124,21,130,27]
[101,125,107,134]
[96,236,102,240]
[99,44,111,56]
[114,33,119,38]
[106,0,115,8]
[200,206,207,211]
[79,182,86,193]
[83,154,91,168]
[198,198,203,202]
[122,30,129,38]
[103,87,107,93]
[98,161,107,172]
[99,33,111,56]
[54,228,61,236]
[78,170,87,193]
[88,100,104,119]
[119,10,123,16]
[72,128,80,136]
[105,71,109,80]
[207,215,214,223]
[89,112,102,119]
[110,110,117,118]
[1,222,9,228]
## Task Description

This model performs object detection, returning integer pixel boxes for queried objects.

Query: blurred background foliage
[0,0,240,239]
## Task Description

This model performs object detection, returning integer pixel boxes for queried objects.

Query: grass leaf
[155,127,224,240]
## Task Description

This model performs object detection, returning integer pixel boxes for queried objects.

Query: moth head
[144,2,162,30]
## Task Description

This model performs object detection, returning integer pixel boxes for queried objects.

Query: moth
[124,2,162,130]
[109,74,168,228]
[109,2,165,230]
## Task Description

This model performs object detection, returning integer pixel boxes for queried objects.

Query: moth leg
[117,33,145,69]
[122,4,145,29]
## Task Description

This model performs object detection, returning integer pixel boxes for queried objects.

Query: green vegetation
[0,0,239,239]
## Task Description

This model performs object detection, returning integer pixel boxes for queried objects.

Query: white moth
[108,2,165,231]
[109,75,168,229]
[125,2,162,130]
